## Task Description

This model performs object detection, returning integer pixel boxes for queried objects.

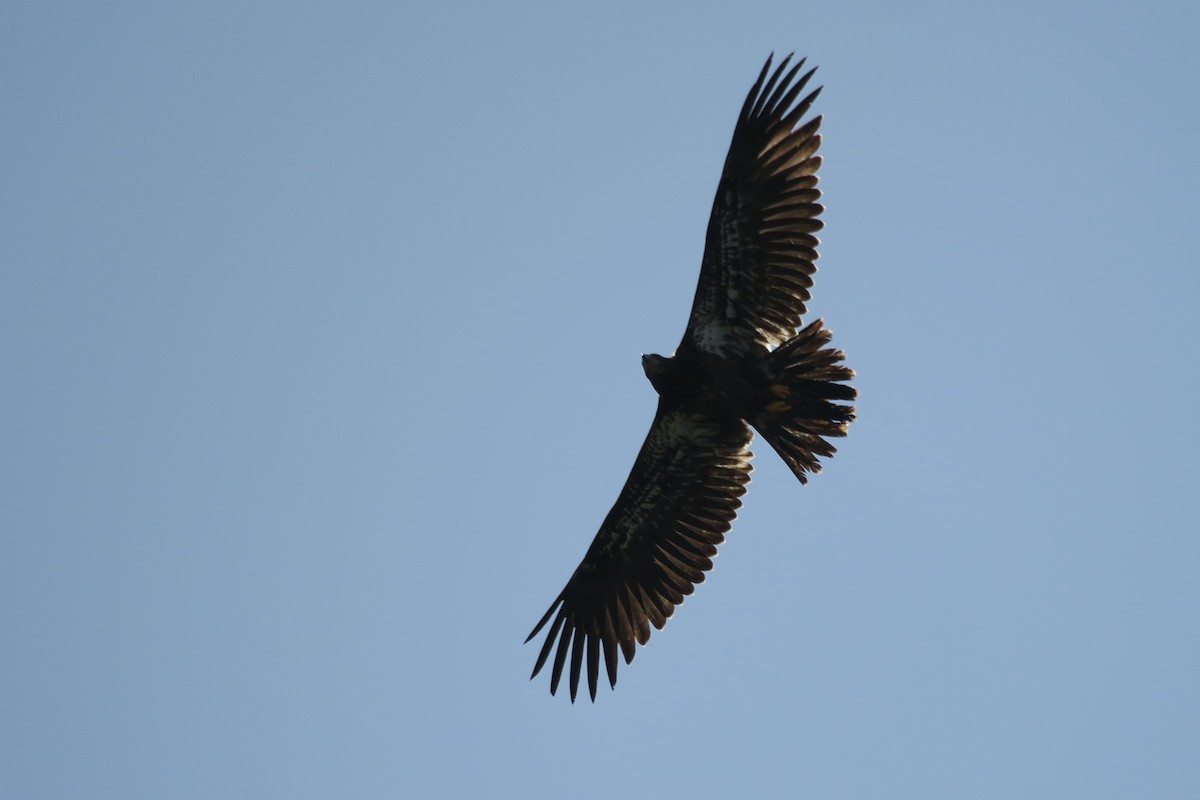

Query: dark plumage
[526,54,856,702]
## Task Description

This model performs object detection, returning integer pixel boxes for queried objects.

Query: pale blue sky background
[3,2,1198,798]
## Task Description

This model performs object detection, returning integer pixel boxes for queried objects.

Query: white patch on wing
[690,320,738,355]
[724,287,740,321]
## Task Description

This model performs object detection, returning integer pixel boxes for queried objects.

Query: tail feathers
[752,319,856,484]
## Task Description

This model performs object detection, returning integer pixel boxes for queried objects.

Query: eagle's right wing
[526,407,752,702]
[681,54,825,357]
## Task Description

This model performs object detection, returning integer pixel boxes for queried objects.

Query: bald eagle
[526,54,856,702]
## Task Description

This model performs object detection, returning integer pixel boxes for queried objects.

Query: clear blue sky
[3,2,1198,798]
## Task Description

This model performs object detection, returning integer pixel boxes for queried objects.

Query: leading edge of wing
[526,406,753,702]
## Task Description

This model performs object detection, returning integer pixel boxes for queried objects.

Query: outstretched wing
[526,407,752,702]
[682,54,825,356]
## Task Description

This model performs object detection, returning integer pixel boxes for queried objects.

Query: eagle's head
[641,353,673,394]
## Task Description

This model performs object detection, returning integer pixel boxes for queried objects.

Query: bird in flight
[526,54,856,702]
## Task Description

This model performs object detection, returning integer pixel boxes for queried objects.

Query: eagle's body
[527,55,856,702]
[643,349,757,418]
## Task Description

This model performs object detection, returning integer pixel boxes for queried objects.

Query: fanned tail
[751,319,855,484]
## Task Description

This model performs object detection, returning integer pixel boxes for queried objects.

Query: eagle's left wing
[681,54,825,357]
[526,407,753,702]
